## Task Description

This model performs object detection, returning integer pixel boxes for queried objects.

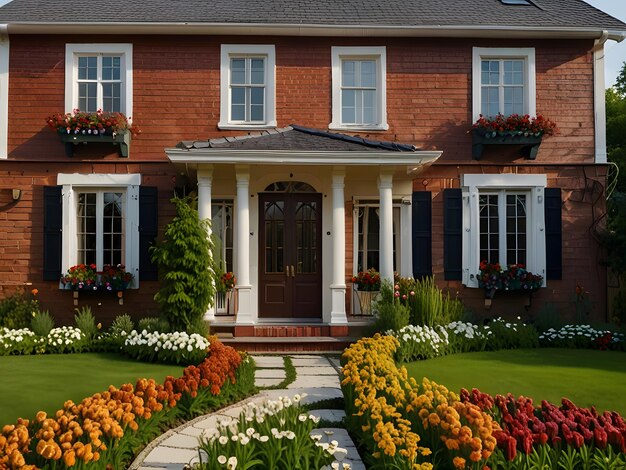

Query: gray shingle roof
[178,125,420,152]
[0,0,624,31]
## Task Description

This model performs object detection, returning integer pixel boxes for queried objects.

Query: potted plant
[61,264,99,291]
[100,264,134,291]
[352,268,381,316]
[471,113,557,160]
[216,271,237,315]
[46,109,140,158]
[478,261,544,300]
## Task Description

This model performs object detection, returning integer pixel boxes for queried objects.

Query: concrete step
[220,336,357,352]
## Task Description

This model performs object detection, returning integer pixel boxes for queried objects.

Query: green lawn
[404,348,626,415]
[0,353,185,425]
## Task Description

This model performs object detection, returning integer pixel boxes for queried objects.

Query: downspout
[592,30,610,164]
[0,24,8,159]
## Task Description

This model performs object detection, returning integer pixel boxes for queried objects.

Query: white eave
[2,22,626,41]
[165,148,442,175]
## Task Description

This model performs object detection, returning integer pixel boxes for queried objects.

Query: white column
[0,30,9,159]
[330,169,348,324]
[379,171,394,284]
[593,42,607,164]
[400,197,413,278]
[197,168,214,321]
[235,166,254,325]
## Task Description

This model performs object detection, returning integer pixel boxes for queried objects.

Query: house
[0,0,624,347]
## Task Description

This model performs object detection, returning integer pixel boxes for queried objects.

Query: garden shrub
[122,330,210,365]
[539,324,625,350]
[109,314,134,337]
[0,339,254,469]
[30,310,55,337]
[150,196,217,331]
[0,289,40,330]
[396,276,464,326]
[137,316,170,333]
[46,326,86,354]
[484,317,539,350]
[391,324,449,362]
[74,306,99,341]
[371,281,410,333]
[0,327,39,356]
[196,394,341,470]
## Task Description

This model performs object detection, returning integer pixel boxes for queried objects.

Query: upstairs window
[219,45,276,129]
[472,48,535,122]
[331,46,388,131]
[65,44,133,116]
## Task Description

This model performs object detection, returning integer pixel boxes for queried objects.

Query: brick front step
[219,336,357,352]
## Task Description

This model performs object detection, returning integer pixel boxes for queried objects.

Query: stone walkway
[129,354,364,470]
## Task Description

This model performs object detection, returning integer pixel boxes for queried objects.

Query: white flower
[227,456,238,469]
[218,455,227,464]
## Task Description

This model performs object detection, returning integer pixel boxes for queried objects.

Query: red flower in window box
[61,263,98,290]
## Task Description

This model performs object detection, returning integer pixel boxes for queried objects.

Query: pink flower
[394,291,400,297]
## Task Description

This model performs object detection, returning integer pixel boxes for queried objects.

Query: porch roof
[165,125,442,171]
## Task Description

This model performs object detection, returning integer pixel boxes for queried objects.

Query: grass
[0,353,185,425]
[404,348,626,415]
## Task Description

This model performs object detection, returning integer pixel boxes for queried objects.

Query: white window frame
[0,33,8,159]
[219,45,276,129]
[472,47,535,122]
[352,198,412,277]
[330,46,388,131]
[461,174,546,288]
[65,44,133,117]
[57,173,141,288]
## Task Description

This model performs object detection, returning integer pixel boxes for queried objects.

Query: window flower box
[477,261,543,300]
[471,113,557,160]
[46,109,140,158]
[61,263,134,305]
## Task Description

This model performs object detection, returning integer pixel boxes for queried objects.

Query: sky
[0,0,625,87]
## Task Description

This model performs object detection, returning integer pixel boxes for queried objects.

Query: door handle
[285,265,290,277]
[290,265,295,277]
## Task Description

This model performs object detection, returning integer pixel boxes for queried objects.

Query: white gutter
[593,30,612,164]
[0,24,8,159]
[2,22,626,39]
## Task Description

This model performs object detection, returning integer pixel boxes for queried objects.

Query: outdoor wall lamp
[12,189,21,201]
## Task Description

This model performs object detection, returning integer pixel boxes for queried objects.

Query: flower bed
[196,394,344,469]
[539,324,625,350]
[0,339,255,469]
[123,330,210,364]
[341,334,497,469]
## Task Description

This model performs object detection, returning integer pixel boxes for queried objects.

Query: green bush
[30,310,55,336]
[74,306,99,341]
[137,316,170,333]
[533,302,564,333]
[0,289,40,329]
[109,314,134,337]
[484,317,539,350]
[150,196,217,331]
[396,276,464,326]
[371,281,410,333]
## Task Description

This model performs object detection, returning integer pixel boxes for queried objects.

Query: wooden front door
[259,192,322,318]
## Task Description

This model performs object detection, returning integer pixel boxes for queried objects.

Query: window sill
[328,122,389,132]
[217,121,278,131]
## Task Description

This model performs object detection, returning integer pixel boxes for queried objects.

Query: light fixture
[11,189,21,201]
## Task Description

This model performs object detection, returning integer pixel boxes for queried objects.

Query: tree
[150,196,216,332]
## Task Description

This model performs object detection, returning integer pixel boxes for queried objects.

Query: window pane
[250,87,264,106]
[79,83,98,112]
[362,89,376,124]
[103,192,124,268]
[231,59,246,85]
[231,87,245,121]
[77,193,97,266]
[342,60,356,87]
[342,90,356,123]
[250,59,265,84]
[360,60,376,87]
[102,56,122,81]
[78,56,97,81]
[102,83,121,113]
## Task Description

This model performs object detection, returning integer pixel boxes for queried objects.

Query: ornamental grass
[341,334,497,469]
[0,339,255,469]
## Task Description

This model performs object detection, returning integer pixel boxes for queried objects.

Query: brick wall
[7,35,595,163]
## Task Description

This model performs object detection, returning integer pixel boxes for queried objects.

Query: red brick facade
[0,34,607,323]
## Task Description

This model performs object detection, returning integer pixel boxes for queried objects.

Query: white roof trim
[3,23,626,40]
[165,148,442,166]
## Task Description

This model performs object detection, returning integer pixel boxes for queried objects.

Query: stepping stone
[192,415,221,430]
[289,375,341,389]
[143,446,197,466]
[251,356,285,368]
[255,368,286,379]
[159,433,200,449]
[295,366,338,375]
[255,378,284,387]
[309,409,346,423]
[291,357,332,367]
[264,387,343,404]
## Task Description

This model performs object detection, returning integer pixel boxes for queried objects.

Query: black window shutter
[139,186,159,281]
[43,186,63,281]
[443,188,463,281]
[412,191,432,278]
[544,187,562,280]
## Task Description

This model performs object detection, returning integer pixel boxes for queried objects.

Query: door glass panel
[264,201,284,273]
[296,201,316,273]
